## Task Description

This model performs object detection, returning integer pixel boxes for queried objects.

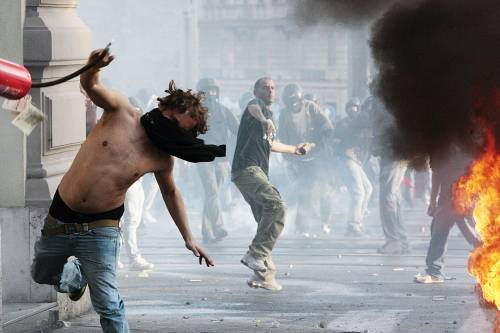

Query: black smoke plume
[371,0,500,160]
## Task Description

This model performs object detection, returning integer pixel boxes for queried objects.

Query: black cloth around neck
[140,108,226,163]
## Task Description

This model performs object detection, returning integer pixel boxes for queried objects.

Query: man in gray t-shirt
[232,77,313,291]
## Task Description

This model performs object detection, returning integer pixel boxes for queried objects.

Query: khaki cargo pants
[232,166,286,281]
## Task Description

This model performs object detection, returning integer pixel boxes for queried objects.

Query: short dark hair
[253,77,273,92]
[157,80,208,135]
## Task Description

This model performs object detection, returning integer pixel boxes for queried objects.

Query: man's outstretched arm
[80,48,129,112]
[271,141,315,155]
[154,157,214,267]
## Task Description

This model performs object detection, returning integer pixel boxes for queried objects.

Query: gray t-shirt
[232,98,273,176]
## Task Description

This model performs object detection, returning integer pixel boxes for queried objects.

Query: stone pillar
[0,2,26,207]
[24,0,92,207]
[0,1,26,322]
[183,0,199,88]
[1,2,92,318]
[21,1,92,316]
[347,26,370,100]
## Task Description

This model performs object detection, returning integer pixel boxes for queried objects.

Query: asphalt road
[51,201,497,333]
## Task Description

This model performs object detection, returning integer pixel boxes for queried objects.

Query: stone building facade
[198,0,370,111]
[78,0,199,97]
[0,0,369,329]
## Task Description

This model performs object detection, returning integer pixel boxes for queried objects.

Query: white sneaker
[117,260,125,270]
[413,273,444,284]
[241,252,267,272]
[130,257,154,271]
[247,275,282,292]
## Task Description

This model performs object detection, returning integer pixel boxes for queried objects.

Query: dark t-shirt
[232,99,273,176]
[333,112,372,164]
[430,145,472,206]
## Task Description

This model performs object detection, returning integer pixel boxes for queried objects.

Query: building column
[347,26,370,100]
[183,0,200,88]
[25,0,92,207]
[0,2,27,323]
[1,1,92,318]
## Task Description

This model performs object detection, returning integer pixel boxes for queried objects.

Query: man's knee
[31,259,59,285]
[265,197,286,215]
[90,290,125,319]
[31,261,46,284]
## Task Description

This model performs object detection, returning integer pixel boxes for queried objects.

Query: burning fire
[454,130,500,310]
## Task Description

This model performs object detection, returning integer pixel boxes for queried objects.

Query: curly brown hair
[157,80,208,135]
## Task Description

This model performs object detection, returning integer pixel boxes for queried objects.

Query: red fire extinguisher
[0,42,111,100]
[0,59,32,100]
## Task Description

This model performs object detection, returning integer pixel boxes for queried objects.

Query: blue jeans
[425,205,480,278]
[31,217,129,333]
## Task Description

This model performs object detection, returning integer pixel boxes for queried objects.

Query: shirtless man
[31,48,215,333]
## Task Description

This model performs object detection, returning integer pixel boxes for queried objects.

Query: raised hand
[261,119,276,138]
[87,48,115,69]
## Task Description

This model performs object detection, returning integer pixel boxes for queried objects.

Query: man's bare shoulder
[151,154,174,174]
[100,102,140,121]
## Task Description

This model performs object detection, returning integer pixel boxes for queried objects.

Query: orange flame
[454,130,500,310]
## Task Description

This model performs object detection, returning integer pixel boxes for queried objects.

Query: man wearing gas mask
[333,98,373,237]
[195,78,239,243]
[278,83,333,236]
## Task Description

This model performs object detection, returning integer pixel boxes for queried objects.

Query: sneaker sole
[240,259,267,273]
[247,279,282,292]
[247,280,261,289]
[413,277,444,284]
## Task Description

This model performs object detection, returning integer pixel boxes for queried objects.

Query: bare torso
[58,106,170,213]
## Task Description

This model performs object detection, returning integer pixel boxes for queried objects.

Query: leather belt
[42,214,120,236]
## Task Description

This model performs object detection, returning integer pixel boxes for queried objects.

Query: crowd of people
[33,47,479,332]
[98,76,480,288]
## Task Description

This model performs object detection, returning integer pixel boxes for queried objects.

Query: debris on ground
[210,318,224,322]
